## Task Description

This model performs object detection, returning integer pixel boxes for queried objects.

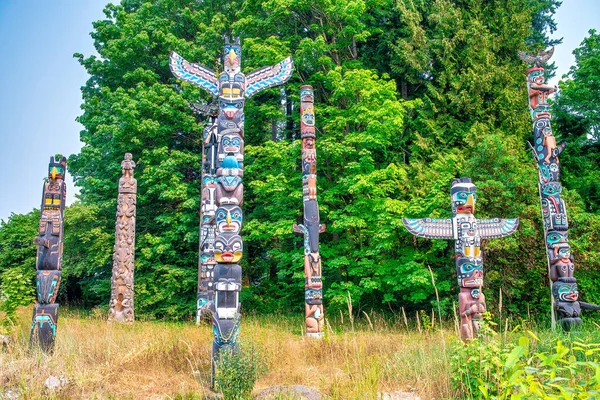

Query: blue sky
[0,1,599,222]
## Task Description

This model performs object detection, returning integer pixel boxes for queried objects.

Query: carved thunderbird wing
[517,47,554,67]
[245,56,294,98]
[402,218,453,240]
[478,218,519,239]
[169,51,219,96]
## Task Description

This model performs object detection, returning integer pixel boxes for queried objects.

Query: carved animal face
[451,180,476,215]
[48,156,67,180]
[219,99,244,120]
[216,206,242,234]
[553,279,578,302]
[456,257,483,287]
[527,68,545,84]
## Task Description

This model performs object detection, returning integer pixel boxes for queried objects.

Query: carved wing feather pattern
[478,218,519,239]
[245,56,294,98]
[169,51,219,96]
[402,218,453,239]
[517,48,554,67]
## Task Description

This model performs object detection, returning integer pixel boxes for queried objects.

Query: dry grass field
[0,307,457,399]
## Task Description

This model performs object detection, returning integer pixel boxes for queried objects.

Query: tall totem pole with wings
[170,37,293,372]
[30,156,67,351]
[518,48,600,330]
[403,178,519,340]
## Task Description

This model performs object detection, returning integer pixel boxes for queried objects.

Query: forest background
[1,0,599,323]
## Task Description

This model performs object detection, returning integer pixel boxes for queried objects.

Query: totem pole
[30,156,67,351]
[403,178,519,340]
[108,153,137,323]
[518,48,600,330]
[197,105,219,324]
[293,86,326,338]
[170,37,293,375]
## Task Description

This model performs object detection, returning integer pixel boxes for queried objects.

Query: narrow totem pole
[108,153,137,323]
[518,49,600,330]
[403,178,519,340]
[30,156,67,351]
[170,37,293,374]
[197,106,219,324]
[293,86,326,338]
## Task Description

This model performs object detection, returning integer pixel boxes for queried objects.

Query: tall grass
[10,305,600,399]
[0,306,457,399]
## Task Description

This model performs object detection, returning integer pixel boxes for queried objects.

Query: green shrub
[214,342,267,400]
[451,315,600,399]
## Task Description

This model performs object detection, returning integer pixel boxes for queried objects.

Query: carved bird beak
[51,167,58,180]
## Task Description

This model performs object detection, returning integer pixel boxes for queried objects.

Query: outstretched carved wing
[402,218,453,239]
[517,47,554,67]
[245,56,294,98]
[478,218,519,239]
[170,51,219,96]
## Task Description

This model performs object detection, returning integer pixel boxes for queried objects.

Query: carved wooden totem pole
[403,178,519,340]
[293,86,326,338]
[518,49,600,330]
[108,153,137,323]
[170,37,293,376]
[197,106,219,324]
[30,156,67,351]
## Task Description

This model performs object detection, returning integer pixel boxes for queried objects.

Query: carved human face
[221,134,242,155]
[302,106,315,127]
[213,233,243,263]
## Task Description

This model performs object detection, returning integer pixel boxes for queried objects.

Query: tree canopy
[4,0,600,322]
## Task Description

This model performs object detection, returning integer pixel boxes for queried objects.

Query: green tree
[0,211,38,326]
[63,0,565,319]
[553,29,600,212]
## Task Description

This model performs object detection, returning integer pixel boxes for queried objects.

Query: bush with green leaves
[214,343,267,400]
[451,316,600,399]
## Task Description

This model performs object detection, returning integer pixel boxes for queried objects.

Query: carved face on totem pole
[552,277,579,302]
[48,156,67,180]
[213,233,243,263]
[215,206,242,234]
[451,178,476,215]
[219,133,243,159]
[216,155,243,205]
[541,187,568,231]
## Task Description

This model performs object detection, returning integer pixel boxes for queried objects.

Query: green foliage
[0,212,38,327]
[7,0,580,322]
[451,319,600,399]
[214,344,267,400]
[553,29,600,212]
